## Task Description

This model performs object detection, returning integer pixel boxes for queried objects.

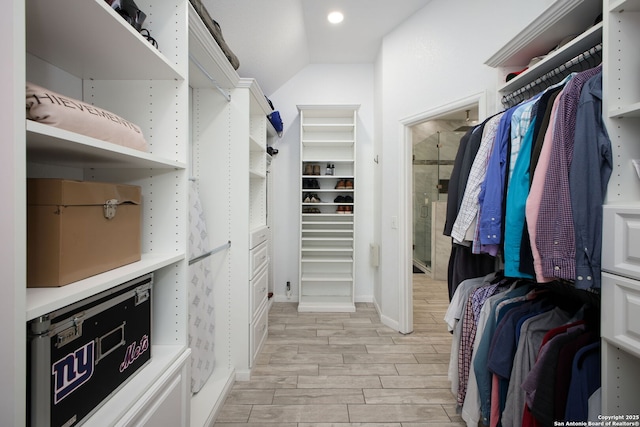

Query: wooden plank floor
[214,274,464,426]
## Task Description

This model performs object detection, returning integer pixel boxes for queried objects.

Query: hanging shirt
[564,341,601,422]
[526,91,564,283]
[471,283,532,427]
[569,70,612,290]
[446,273,495,396]
[445,125,486,236]
[536,66,602,281]
[503,117,536,278]
[519,87,564,276]
[508,95,541,182]
[444,130,474,236]
[501,307,573,427]
[451,113,503,244]
[477,108,516,255]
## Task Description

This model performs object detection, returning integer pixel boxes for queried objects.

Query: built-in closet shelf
[250,136,263,151]
[301,214,354,218]
[610,0,640,12]
[302,273,354,281]
[303,191,355,195]
[250,170,267,179]
[485,0,602,68]
[26,252,184,320]
[302,124,355,133]
[498,22,603,93]
[302,175,354,178]
[302,257,354,263]
[302,140,355,147]
[26,0,184,81]
[302,236,353,240]
[298,105,357,313]
[188,3,238,91]
[609,102,640,118]
[26,121,187,169]
[302,230,353,235]
[302,247,353,251]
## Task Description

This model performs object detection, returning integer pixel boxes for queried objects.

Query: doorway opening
[399,93,485,334]
[412,126,469,276]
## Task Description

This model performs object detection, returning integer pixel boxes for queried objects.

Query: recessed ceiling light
[327,11,344,24]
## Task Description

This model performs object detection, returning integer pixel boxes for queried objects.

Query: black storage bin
[27,273,153,426]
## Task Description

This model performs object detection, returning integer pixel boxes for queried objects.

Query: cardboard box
[27,179,142,287]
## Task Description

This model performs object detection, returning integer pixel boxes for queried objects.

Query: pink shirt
[525,90,563,283]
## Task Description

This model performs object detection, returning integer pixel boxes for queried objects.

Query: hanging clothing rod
[189,240,231,265]
[189,54,231,101]
[501,43,603,108]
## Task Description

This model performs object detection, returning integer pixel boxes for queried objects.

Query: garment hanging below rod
[501,43,603,108]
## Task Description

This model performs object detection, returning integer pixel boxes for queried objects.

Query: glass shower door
[412,130,462,272]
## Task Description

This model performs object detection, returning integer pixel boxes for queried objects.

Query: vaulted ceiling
[203,0,433,95]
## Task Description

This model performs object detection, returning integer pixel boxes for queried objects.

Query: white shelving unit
[189,5,273,422]
[485,0,603,106]
[601,0,640,414]
[15,0,192,426]
[0,0,272,425]
[298,105,358,312]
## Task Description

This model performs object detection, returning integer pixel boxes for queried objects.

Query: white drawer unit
[602,272,640,358]
[250,241,269,279]
[250,302,268,365]
[250,225,269,250]
[251,263,268,317]
[602,204,640,280]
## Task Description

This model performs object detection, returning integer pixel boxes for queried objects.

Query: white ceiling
[203,0,433,95]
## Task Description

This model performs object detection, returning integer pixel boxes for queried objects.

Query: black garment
[443,128,474,236]
[447,243,497,300]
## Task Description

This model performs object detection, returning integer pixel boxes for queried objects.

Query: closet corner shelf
[250,169,267,179]
[608,102,640,118]
[302,140,355,148]
[302,124,355,131]
[302,175,355,179]
[610,0,640,13]
[485,0,602,68]
[27,121,187,169]
[249,135,264,151]
[26,252,185,321]
[498,22,602,94]
[301,257,354,263]
[27,0,184,81]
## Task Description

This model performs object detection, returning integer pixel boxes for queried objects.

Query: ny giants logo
[51,334,150,404]
[51,341,95,404]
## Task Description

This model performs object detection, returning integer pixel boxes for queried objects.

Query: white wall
[375,0,550,325]
[268,63,375,303]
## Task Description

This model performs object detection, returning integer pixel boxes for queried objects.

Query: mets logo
[52,341,95,404]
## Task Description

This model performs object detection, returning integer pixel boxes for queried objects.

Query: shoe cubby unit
[298,105,358,312]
